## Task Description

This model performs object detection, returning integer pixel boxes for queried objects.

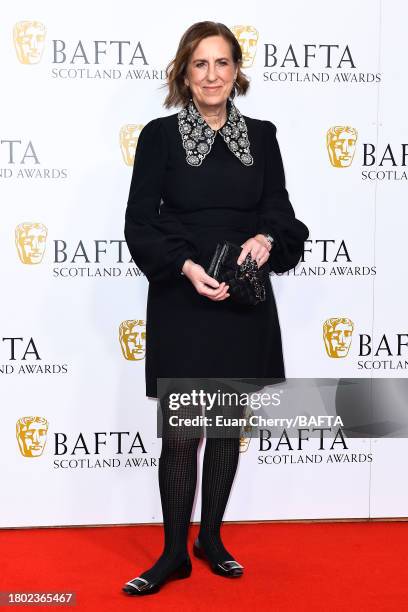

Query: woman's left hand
[237,234,273,267]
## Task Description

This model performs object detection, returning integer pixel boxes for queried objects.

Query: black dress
[124,99,309,398]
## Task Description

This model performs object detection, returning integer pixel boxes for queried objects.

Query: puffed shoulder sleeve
[124,118,200,283]
[256,120,309,273]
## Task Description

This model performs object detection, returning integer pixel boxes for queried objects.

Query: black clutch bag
[206,241,268,306]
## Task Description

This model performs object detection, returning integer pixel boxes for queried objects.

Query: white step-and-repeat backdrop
[1,0,407,527]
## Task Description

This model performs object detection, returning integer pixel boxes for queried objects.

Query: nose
[206,62,218,82]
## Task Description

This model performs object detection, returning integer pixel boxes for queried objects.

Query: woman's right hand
[182,259,230,301]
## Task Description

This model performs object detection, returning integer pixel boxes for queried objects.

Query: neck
[192,97,228,131]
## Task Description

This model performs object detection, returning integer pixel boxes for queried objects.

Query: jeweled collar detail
[177,97,254,167]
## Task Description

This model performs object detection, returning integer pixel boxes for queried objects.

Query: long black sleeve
[124,118,200,283]
[256,120,309,273]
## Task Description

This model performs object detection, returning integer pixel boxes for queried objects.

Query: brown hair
[162,21,250,109]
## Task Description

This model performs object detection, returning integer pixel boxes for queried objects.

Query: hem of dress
[145,374,286,400]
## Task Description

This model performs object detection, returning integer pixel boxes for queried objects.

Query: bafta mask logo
[13,21,46,65]
[119,320,146,360]
[230,26,259,68]
[120,124,144,166]
[239,405,253,452]
[239,436,251,453]
[16,416,49,457]
[15,222,48,264]
[323,317,355,358]
[327,126,358,168]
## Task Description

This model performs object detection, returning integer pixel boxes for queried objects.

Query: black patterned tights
[137,393,242,584]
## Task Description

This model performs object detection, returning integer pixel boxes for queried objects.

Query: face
[327,128,357,168]
[239,436,251,452]
[120,320,146,361]
[231,26,258,68]
[325,322,353,357]
[126,324,146,360]
[120,124,143,166]
[17,421,48,457]
[184,35,238,109]
[14,21,46,65]
[16,224,47,264]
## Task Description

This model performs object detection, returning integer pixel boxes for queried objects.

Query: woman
[122,21,309,595]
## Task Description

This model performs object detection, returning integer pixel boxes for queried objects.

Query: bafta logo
[239,405,253,452]
[13,21,46,65]
[323,317,354,358]
[16,416,49,457]
[15,222,48,264]
[230,26,258,68]
[327,126,358,168]
[239,436,251,453]
[120,124,144,166]
[119,320,146,360]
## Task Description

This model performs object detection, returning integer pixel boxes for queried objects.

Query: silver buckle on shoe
[217,560,244,571]
[126,576,151,592]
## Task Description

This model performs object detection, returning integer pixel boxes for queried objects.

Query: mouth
[204,86,222,90]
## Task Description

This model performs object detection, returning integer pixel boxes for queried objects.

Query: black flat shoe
[192,537,244,578]
[122,556,192,596]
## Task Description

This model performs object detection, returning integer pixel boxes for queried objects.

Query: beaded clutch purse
[206,241,268,306]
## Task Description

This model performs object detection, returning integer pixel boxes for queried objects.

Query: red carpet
[1,521,407,611]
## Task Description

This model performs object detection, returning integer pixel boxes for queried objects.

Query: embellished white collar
[177,97,254,167]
